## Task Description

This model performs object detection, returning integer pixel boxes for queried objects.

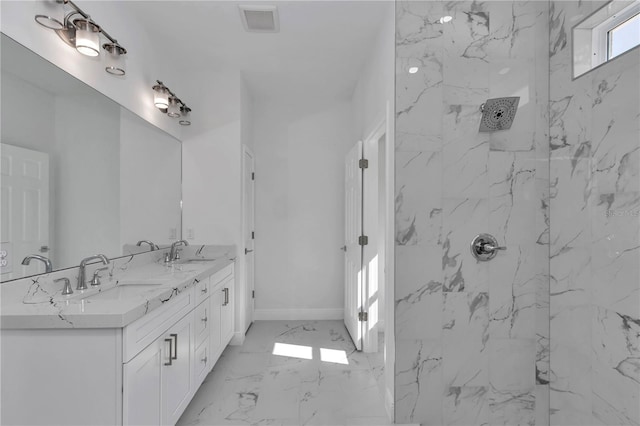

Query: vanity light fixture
[103,42,127,76]
[74,18,100,56]
[167,97,181,118]
[179,106,192,126]
[152,81,192,125]
[34,0,128,74]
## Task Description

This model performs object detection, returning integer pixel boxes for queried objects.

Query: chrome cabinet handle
[223,288,229,306]
[164,338,173,366]
[245,248,254,255]
[170,333,178,360]
[201,356,208,364]
[201,287,208,294]
[470,234,507,261]
[202,309,208,323]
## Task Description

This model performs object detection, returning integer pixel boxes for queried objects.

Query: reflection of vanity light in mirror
[34,0,128,74]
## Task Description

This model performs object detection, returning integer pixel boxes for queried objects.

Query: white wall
[120,109,182,248]
[0,0,182,139]
[251,98,353,319]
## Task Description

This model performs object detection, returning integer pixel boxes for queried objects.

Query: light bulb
[167,97,181,118]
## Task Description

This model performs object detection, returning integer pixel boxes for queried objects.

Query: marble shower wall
[395,1,550,424]
[549,1,640,425]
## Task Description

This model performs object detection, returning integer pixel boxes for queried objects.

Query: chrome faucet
[77,254,110,290]
[169,240,189,262]
[136,240,159,251]
[21,255,53,273]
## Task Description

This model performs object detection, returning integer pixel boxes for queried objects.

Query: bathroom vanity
[0,249,235,425]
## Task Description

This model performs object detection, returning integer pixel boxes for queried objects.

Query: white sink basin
[85,285,162,301]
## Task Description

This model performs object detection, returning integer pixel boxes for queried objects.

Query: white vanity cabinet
[0,262,235,426]
[123,263,234,426]
[123,310,195,426]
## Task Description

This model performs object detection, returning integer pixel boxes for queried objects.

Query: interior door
[344,140,363,350]
[243,146,255,330]
[0,143,49,280]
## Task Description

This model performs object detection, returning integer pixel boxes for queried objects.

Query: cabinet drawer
[194,301,210,348]
[194,276,210,306]
[123,289,194,363]
[194,338,210,387]
[210,264,233,289]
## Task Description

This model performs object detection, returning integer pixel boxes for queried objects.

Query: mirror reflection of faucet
[21,255,53,273]
[166,240,189,264]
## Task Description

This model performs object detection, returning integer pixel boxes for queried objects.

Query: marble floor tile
[178,321,390,426]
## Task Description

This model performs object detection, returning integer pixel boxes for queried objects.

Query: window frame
[592,1,640,67]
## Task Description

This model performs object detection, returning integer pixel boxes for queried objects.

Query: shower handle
[470,234,506,261]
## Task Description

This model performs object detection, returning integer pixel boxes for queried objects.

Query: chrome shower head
[479,97,520,132]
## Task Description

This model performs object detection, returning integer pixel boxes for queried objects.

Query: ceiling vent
[239,5,279,33]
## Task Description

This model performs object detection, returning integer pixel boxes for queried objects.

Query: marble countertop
[1,247,235,329]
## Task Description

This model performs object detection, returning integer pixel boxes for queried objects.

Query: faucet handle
[91,267,109,286]
[55,278,73,296]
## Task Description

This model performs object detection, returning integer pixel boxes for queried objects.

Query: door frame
[361,119,386,354]
[241,145,256,334]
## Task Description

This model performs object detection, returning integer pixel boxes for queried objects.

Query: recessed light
[408,66,419,74]
[439,16,453,24]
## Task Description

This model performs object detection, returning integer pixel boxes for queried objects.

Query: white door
[0,144,49,279]
[344,140,363,350]
[242,146,255,330]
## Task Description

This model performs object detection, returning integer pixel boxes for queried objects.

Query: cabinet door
[162,313,194,426]
[209,286,223,367]
[123,339,163,426]
[221,276,234,347]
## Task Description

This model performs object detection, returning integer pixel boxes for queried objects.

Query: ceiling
[118,1,390,100]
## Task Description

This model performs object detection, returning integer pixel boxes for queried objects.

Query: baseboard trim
[254,308,343,321]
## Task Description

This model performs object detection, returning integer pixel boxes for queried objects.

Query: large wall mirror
[0,33,182,282]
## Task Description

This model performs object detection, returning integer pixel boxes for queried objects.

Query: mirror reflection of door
[0,143,49,280]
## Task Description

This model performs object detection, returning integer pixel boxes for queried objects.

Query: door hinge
[358,235,368,246]
[359,159,369,169]
[252,231,255,239]
[252,290,255,299]
[251,172,255,180]
[358,311,368,322]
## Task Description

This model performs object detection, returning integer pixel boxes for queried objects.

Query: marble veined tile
[178,321,390,426]
[489,387,535,426]
[443,292,490,387]
[395,151,442,246]
[591,307,640,426]
[489,339,536,392]
[443,386,489,426]
[442,198,489,293]
[395,339,443,425]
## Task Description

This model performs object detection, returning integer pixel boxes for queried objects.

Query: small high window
[573,1,640,78]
